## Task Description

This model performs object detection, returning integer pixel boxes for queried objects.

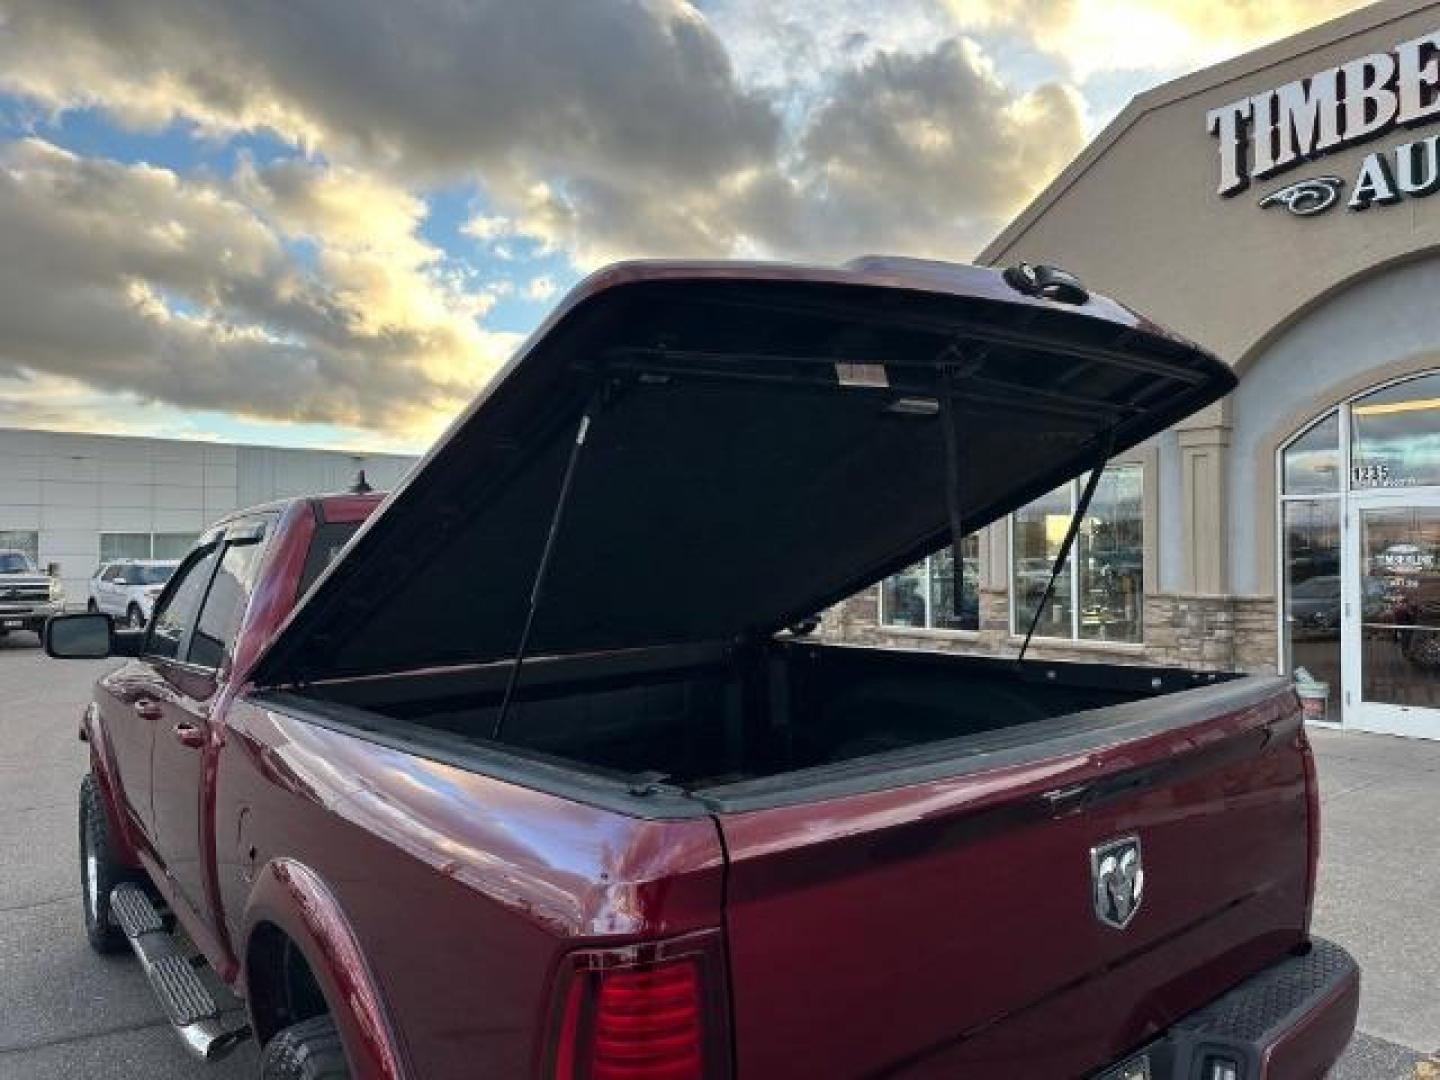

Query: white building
[0,427,417,602]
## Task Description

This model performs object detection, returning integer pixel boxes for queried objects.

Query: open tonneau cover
[252,257,1234,687]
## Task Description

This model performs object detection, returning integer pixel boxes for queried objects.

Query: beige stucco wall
[979,0,1440,605]
[831,1,1440,671]
[983,0,1440,385]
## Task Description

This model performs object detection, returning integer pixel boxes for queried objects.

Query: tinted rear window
[299,522,361,597]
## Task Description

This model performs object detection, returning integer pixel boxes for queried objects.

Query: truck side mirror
[45,614,113,659]
[46,561,60,578]
[44,614,144,660]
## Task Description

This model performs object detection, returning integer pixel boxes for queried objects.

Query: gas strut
[492,396,598,742]
[1017,429,1116,665]
[939,371,968,622]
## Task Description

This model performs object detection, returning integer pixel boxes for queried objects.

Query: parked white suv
[87,560,178,629]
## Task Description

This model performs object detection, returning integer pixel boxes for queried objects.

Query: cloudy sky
[0,0,1364,453]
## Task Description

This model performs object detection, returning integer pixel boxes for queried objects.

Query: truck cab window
[146,546,220,661]
[298,521,361,596]
[189,540,266,670]
[0,551,35,573]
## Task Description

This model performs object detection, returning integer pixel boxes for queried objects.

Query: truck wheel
[125,604,145,630]
[79,774,133,954]
[260,1016,351,1079]
[86,599,98,612]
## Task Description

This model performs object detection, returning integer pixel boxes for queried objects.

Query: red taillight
[591,962,703,1079]
[546,932,728,1080]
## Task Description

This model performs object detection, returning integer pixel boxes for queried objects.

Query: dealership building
[10,3,1440,741]
[827,0,1440,741]
[0,426,416,603]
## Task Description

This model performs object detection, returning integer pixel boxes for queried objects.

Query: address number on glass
[1353,463,1395,487]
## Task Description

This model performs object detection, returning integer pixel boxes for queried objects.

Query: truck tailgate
[714,683,1311,1079]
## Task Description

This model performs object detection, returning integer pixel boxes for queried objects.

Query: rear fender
[241,858,407,1079]
[82,701,143,869]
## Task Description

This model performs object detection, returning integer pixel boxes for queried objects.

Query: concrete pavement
[1311,725,1440,1075]
[0,633,257,1079]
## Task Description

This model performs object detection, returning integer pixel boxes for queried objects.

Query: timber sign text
[1208,30,1440,216]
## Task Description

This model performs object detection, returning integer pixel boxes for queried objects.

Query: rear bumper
[1098,938,1359,1080]
[0,604,61,632]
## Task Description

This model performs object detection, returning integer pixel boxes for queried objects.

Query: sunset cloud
[0,0,1089,263]
[0,139,514,439]
[942,0,1366,77]
[0,0,1370,444]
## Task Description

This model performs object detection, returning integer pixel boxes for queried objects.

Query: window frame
[1007,462,1147,645]
[1273,370,1440,684]
[298,520,364,598]
[99,531,155,563]
[188,531,268,671]
[142,542,224,666]
[99,531,202,563]
[142,518,271,673]
[153,532,201,561]
[877,533,982,634]
[0,530,40,567]
[1348,370,1440,493]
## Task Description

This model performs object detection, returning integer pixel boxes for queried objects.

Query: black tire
[260,1016,352,1079]
[79,774,134,954]
[86,599,98,613]
[125,604,145,630]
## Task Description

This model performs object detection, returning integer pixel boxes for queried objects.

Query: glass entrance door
[1343,493,1440,738]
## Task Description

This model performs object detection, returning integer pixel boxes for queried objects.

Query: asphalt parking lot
[0,634,257,1079]
[0,632,1437,1078]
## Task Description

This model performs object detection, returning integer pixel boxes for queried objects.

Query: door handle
[172,722,205,749]
[1041,782,1091,814]
[133,700,163,721]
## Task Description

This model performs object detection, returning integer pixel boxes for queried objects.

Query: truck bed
[284,641,1248,804]
[255,644,1310,1077]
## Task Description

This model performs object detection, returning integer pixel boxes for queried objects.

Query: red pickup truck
[46,257,1357,1080]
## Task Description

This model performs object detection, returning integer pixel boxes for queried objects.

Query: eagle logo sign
[1258,176,1346,217]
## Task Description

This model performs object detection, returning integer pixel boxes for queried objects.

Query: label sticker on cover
[834,362,889,388]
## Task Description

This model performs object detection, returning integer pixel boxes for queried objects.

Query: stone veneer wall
[1143,594,1278,673]
[822,588,1279,673]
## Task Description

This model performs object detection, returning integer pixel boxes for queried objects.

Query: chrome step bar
[110,882,250,1060]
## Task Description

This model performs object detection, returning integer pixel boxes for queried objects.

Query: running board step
[110,882,250,1060]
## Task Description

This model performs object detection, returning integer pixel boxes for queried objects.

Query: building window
[1277,374,1440,726]
[0,530,39,565]
[99,532,200,562]
[879,534,980,631]
[99,533,152,562]
[1280,411,1343,720]
[153,533,199,560]
[1283,411,1341,495]
[1350,371,1440,490]
[1010,464,1145,644]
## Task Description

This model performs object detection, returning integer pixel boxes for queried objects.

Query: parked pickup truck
[45,257,1358,1080]
[0,548,64,639]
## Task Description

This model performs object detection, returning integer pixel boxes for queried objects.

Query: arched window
[1280,411,1342,717]
[1350,371,1440,491]
[1278,370,1440,731]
